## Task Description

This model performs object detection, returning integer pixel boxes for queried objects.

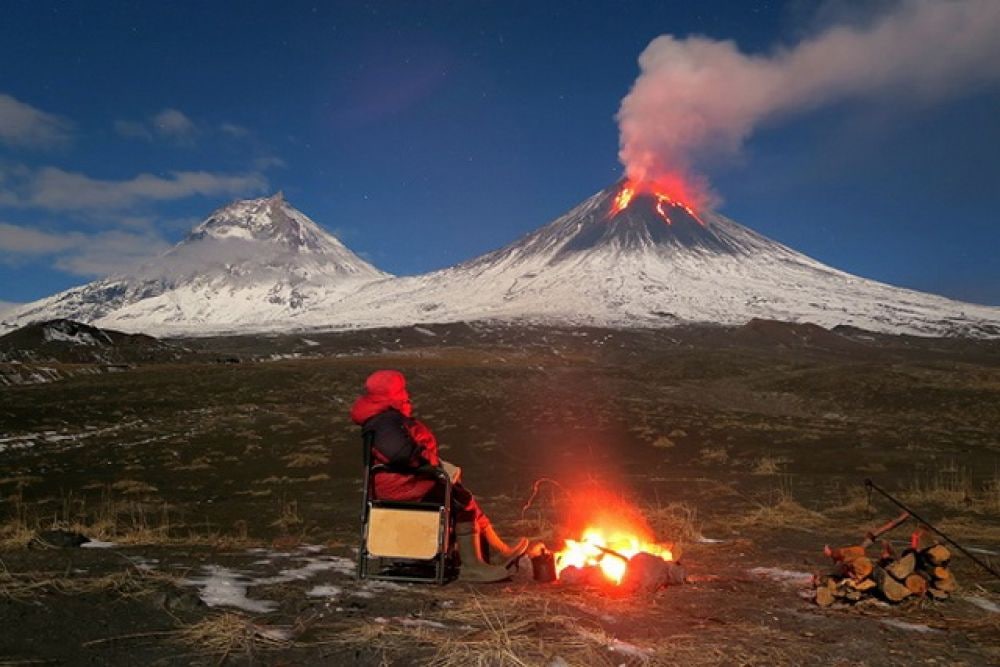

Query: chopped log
[928,587,950,600]
[850,556,874,580]
[844,589,863,602]
[904,573,928,595]
[816,586,836,607]
[911,527,937,552]
[933,570,957,593]
[827,545,867,563]
[848,577,878,592]
[887,553,916,580]
[874,566,912,602]
[924,544,951,566]
[932,566,950,580]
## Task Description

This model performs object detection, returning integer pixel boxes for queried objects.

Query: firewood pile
[814,527,957,607]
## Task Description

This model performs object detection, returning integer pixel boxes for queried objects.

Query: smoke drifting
[617,0,1000,202]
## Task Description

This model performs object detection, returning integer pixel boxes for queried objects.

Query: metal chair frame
[357,431,454,584]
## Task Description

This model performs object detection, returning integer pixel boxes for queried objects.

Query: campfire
[528,487,686,593]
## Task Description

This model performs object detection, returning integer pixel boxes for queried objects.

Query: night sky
[1,0,998,308]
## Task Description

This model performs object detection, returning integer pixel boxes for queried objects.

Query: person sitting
[350,369,527,582]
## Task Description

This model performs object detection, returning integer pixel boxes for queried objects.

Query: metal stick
[864,479,1000,581]
[585,541,630,562]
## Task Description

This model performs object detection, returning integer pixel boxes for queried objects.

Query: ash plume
[617,0,1000,200]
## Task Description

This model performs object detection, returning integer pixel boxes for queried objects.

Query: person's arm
[405,419,441,467]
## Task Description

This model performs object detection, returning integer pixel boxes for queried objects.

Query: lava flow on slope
[609,177,706,227]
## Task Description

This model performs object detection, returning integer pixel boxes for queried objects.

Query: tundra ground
[1,323,999,665]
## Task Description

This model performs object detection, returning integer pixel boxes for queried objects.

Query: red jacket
[350,370,440,501]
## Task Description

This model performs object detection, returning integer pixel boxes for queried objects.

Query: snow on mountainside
[1,193,388,333]
[292,181,1000,337]
[3,183,999,337]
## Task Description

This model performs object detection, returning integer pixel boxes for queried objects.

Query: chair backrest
[367,506,445,559]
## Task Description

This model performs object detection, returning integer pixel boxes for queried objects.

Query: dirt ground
[1,322,999,665]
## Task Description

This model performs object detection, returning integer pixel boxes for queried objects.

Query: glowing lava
[555,526,674,585]
[608,178,705,227]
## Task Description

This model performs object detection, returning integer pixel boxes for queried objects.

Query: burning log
[620,552,687,594]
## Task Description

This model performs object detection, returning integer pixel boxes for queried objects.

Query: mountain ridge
[3,185,999,338]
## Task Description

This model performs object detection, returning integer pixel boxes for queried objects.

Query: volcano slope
[1,322,999,665]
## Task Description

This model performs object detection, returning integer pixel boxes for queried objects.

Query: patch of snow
[880,619,940,633]
[300,338,321,346]
[696,535,726,544]
[963,596,1000,613]
[81,539,117,549]
[183,565,278,614]
[306,585,342,598]
[748,567,813,587]
[414,326,437,337]
[966,546,999,556]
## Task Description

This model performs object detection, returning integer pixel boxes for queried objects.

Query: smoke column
[617,0,1000,202]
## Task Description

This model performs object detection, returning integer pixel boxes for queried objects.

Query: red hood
[350,369,412,424]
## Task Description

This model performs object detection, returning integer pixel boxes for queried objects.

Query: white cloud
[0,93,73,149]
[253,156,287,170]
[54,229,170,276]
[114,119,153,140]
[0,222,169,277]
[152,108,196,140]
[220,122,250,138]
[0,165,268,212]
[0,222,80,254]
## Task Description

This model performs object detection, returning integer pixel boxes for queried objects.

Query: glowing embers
[608,179,706,227]
[554,527,673,586]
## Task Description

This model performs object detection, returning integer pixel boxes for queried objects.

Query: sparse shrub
[652,435,675,449]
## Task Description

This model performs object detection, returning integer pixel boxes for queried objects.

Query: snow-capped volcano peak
[316,180,1000,337]
[1,193,389,334]
[186,191,347,253]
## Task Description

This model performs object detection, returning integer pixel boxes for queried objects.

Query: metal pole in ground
[864,478,1000,581]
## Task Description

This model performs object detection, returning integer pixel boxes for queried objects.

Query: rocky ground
[1,321,999,665]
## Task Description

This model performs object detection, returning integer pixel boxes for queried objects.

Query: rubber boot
[455,521,510,583]
[481,522,529,568]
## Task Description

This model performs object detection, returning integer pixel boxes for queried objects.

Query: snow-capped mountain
[1,193,387,333]
[4,183,999,337]
[293,181,1000,337]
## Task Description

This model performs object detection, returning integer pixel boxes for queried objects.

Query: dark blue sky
[1,0,998,306]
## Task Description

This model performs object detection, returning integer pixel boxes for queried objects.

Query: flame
[608,177,705,226]
[554,526,673,585]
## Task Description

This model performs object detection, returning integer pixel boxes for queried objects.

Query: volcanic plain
[2,321,999,665]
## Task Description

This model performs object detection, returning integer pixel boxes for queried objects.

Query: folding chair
[357,431,455,584]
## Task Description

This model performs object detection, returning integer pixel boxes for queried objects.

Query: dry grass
[0,487,257,550]
[270,499,303,531]
[737,482,828,530]
[699,446,729,465]
[900,466,1000,515]
[174,612,294,660]
[111,479,159,495]
[283,451,330,468]
[651,435,675,449]
[751,455,788,475]
[642,501,701,547]
[0,563,177,602]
